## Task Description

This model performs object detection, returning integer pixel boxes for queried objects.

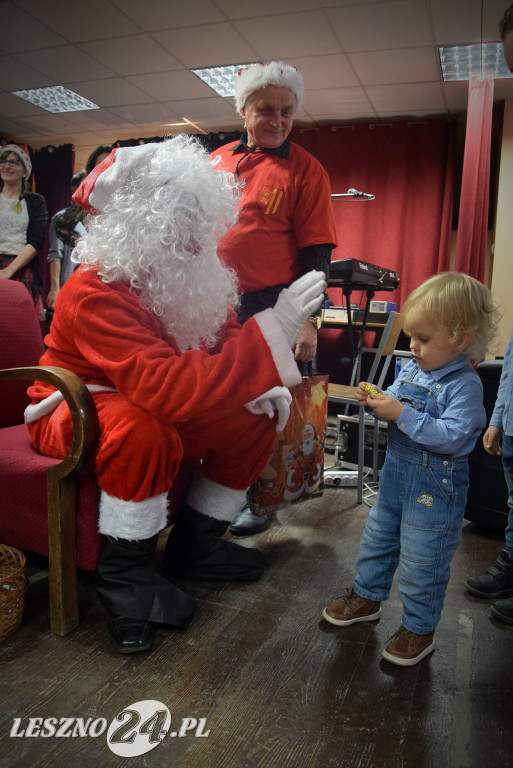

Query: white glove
[273,271,326,348]
[245,386,292,432]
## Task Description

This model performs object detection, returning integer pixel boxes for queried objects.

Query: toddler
[322,272,499,666]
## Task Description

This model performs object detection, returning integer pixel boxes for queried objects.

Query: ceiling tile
[128,70,218,101]
[164,97,238,122]
[215,0,318,18]
[61,108,132,130]
[365,81,445,112]
[304,87,375,116]
[16,46,117,83]
[10,111,82,134]
[80,35,183,76]
[153,23,258,68]
[69,78,156,108]
[0,1,67,52]
[429,0,502,45]
[108,102,181,125]
[0,55,55,91]
[234,11,341,59]
[327,0,433,52]
[111,0,224,30]
[288,54,360,89]
[17,0,139,42]
[349,47,441,85]
[0,90,44,117]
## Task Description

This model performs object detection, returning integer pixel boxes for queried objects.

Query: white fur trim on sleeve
[252,309,302,388]
[24,384,116,423]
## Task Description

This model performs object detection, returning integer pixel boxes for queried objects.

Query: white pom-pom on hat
[234,61,304,114]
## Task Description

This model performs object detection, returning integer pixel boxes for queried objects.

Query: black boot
[163,506,267,582]
[96,534,196,654]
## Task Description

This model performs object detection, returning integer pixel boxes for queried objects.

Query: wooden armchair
[0,280,101,636]
[0,280,194,637]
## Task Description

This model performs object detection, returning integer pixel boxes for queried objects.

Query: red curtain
[454,74,494,281]
[291,119,455,309]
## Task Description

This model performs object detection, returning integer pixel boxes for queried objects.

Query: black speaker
[464,359,509,533]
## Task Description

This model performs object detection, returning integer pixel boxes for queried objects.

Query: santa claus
[25,135,325,654]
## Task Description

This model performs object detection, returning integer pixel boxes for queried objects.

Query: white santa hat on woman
[234,61,304,114]
[1,143,32,178]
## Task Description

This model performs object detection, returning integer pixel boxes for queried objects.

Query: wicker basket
[0,544,27,643]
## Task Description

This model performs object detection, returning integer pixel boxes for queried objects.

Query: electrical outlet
[324,470,359,487]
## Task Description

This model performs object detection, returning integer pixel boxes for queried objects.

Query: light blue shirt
[385,355,486,457]
[490,330,513,437]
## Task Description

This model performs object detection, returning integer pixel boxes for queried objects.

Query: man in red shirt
[212,61,337,535]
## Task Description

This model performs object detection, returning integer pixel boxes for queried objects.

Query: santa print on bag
[283,423,323,501]
[249,376,328,514]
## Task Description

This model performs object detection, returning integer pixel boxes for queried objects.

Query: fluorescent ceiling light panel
[10,85,99,113]
[439,43,513,81]
[192,64,259,98]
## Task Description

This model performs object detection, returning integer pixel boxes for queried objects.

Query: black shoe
[491,596,513,625]
[107,614,156,654]
[466,549,513,598]
[164,506,267,582]
[229,506,272,536]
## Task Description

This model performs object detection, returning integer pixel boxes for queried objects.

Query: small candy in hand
[364,382,380,396]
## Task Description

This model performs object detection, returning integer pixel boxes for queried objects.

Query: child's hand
[354,382,371,403]
[358,382,403,421]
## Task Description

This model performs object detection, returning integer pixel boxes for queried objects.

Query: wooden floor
[1,485,513,768]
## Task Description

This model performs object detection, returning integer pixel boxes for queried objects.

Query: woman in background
[46,171,87,311]
[0,143,47,319]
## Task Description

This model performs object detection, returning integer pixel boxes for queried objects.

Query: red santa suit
[26,266,302,529]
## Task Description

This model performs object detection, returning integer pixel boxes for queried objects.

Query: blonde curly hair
[401,271,500,363]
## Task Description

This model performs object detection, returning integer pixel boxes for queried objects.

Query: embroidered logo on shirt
[417,493,434,507]
[260,186,284,214]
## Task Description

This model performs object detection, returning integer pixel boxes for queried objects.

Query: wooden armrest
[0,365,99,478]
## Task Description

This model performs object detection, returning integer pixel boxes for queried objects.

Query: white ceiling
[1,0,513,169]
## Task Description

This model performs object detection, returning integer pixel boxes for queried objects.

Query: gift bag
[249,373,329,516]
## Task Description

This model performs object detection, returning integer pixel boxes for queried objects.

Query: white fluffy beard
[142,243,241,351]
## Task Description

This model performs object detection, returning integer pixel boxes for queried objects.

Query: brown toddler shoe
[382,625,435,666]
[322,586,381,626]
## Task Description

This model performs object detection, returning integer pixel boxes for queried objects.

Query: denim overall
[354,366,470,635]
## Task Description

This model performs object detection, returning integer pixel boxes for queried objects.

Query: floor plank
[1,488,512,767]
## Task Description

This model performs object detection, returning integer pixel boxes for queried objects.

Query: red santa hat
[72,143,158,214]
[0,143,32,178]
[234,61,304,114]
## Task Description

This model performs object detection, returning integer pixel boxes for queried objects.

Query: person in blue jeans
[465,327,513,624]
[322,272,499,666]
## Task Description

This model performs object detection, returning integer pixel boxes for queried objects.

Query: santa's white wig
[234,61,304,114]
[72,135,241,351]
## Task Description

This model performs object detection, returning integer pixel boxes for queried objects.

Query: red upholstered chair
[0,279,194,637]
[0,279,101,636]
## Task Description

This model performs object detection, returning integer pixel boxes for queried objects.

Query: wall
[492,99,513,357]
